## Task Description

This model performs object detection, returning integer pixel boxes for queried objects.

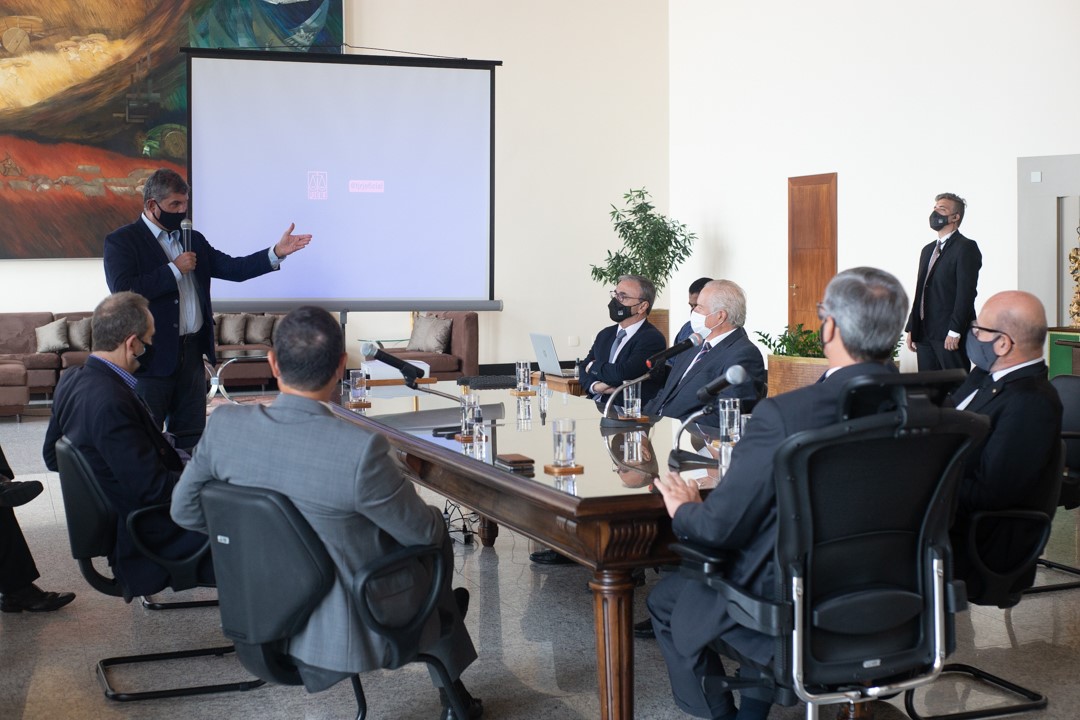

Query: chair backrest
[201,482,335,644]
[1050,374,1080,509]
[772,382,989,695]
[54,435,123,596]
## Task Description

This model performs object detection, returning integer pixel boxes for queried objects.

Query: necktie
[919,241,944,320]
[609,329,627,363]
[658,343,711,414]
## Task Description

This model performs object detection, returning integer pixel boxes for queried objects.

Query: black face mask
[929,211,951,231]
[608,296,639,323]
[154,205,186,232]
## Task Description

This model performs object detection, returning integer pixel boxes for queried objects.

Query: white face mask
[689,310,714,336]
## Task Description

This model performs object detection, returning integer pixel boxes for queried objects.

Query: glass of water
[348,369,368,403]
[717,398,741,471]
[460,392,479,437]
[553,418,576,468]
[516,360,531,391]
[622,383,641,418]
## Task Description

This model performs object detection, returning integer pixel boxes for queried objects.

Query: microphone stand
[402,374,462,403]
[600,372,654,430]
[667,406,720,472]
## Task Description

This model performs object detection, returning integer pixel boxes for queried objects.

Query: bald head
[974,291,1046,370]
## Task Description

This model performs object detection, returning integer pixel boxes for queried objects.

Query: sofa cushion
[35,318,69,353]
[66,317,93,351]
[0,312,56,355]
[219,314,250,345]
[245,315,276,345]
[406,314,453,353]
[61,351,91,369]
[0,360,27,385]
[387,350,460,374]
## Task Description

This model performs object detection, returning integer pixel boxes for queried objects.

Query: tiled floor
[3,406,1080,719]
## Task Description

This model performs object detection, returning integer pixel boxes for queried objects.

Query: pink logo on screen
[307,171,328,200]
[349,180,385,193]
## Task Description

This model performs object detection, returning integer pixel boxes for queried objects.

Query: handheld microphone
[695,365,750,404]
[359,341,426,387]
[180,218,192,253]
[645,333,703,369]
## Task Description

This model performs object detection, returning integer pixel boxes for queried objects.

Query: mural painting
[0,0,342,259]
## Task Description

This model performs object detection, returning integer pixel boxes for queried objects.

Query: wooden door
[788,173,838,331]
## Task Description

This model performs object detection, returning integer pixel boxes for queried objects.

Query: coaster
[544,463,585,476]
[454,433,474,443]
[346,400,372,410]
[617,414,650,422]
[510,389,537,397]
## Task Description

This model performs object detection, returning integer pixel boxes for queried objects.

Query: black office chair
[904,440,1065,720]
[674,374,989,719]
[199,481,470,720]
[53,436,263,701]
[1023,374,1080,594]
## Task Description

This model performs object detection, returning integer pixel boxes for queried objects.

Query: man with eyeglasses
[905,192,982,372]
[946,290,1062,591]
[43,292,212,599]
[577,274,667,409]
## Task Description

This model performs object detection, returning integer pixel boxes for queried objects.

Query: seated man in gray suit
[171,306,482,719]
[643,279,765,422]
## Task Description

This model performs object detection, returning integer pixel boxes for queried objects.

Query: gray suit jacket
[171,394,476,677]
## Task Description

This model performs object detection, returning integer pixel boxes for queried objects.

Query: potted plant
[590,188,697,343]
[755,324,829,397]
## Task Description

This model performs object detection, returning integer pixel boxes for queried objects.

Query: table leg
[478,516,499,547]
[589,569,635,720]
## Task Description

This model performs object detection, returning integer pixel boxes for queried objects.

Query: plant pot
[766,354,830,397]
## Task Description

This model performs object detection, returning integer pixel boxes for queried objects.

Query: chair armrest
[127,503,211,591]
[673,541,791,637]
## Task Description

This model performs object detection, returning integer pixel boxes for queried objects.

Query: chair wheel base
[903,662,1046,720]
[98,644,265,701]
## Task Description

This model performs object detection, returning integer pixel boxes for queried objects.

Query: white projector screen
[186,49,501,312]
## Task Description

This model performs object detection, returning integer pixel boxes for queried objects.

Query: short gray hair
[700,279,747,328]
[143,168,189,206]
[821,267,908,362]
[92,292,150,352]
[618,274,656,315]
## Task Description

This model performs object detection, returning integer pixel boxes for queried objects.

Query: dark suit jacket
[103,218,277,376]
[905,231,982,342]
[945,362,1062,591]
[666,362,897,667]
[579,319,667,406]
[643,326,765,421]
[43,357,200,597]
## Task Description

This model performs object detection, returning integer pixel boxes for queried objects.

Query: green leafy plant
[589,188,696,294]
[755,324,824,358]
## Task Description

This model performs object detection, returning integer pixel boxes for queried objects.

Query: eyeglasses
[609,290,643,303]
[969,322,1013,344]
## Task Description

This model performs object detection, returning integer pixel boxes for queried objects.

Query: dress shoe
[453,587,470,619]
[0,479,43,508]
[529,549,574,565]
[1,583,76,613]
[440,679,484,719]
[633,618,655,639]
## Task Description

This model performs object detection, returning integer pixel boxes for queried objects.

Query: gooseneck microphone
[180,218,193,253]
[359,341,426,387]
[645,333,703,369]
[695,365,750,404]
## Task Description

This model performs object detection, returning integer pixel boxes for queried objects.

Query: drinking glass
[515,360,531,391]
[717,398,741,472]
[348,369,368,403]
[552,418,576,468]
[460,393,480,437]
[622,383,641,418]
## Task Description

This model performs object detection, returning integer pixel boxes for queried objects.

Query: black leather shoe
[453,587,470,619]
[440,680,484,719]
[529,549,574,565]
[633,619,655,639]
[1,583,76,613]
[0,479,43,508]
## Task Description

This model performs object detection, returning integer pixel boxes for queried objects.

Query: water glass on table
[717,398,741,471]
[621,383,641,418]
[348,369,368,403]
[553,418,576,468]
[461,392,480,437]
[515,360,531,391]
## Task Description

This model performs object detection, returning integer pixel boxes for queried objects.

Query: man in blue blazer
[643,279,765,422]
[44,292,211,599]
[578,274,667,409]
[649,267,908,720]
[103,168,312,449]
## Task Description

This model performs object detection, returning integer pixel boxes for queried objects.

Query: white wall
[669,0,1080,369]
[0,1,671,370]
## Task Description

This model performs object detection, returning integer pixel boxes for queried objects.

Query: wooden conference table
[330,381,716,720]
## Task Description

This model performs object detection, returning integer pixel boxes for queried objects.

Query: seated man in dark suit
[644,279,765,422]
[578,274,667,408]
[1,443,75,613]
[648,267,908,720]
[946,290,1062,592]
[43,291,211,600]
[673,276,714,347]
[171,307,481,719]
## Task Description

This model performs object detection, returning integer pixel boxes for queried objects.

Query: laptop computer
[530,333,576,377]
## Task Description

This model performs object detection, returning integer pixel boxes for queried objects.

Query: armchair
[673,374,989,719]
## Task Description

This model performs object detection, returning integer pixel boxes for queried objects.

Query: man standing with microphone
[104,168,312,450]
